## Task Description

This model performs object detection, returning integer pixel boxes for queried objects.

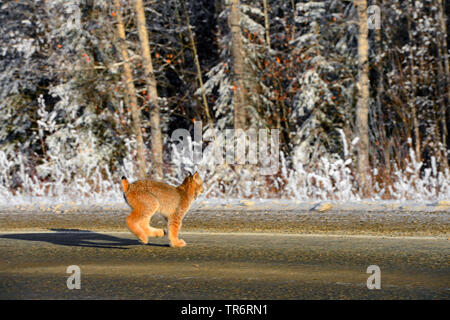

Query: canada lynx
[121,172,204,247]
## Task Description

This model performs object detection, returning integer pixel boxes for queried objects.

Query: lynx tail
[121,176,129,193]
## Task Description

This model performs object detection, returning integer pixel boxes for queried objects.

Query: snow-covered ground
[1,197,449,213]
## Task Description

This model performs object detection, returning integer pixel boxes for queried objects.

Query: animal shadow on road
[0,229,170,249]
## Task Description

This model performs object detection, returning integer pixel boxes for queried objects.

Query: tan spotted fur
[121,172,204,247]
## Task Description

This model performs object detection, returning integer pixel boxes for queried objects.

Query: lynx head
[182,171,204,199]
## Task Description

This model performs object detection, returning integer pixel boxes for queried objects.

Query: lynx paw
[170,239,186,248]
[150,228,165,238]
[138,236,148,245]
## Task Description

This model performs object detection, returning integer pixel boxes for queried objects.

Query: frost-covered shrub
[0,126,449,203]
[168,128,269,199]
[0,92,138,204]
[387,150,450,201]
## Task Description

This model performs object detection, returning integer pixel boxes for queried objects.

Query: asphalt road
[0,230,449,299]
[1,207,449,236]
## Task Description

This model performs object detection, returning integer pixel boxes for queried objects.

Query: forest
[0,0,449,202]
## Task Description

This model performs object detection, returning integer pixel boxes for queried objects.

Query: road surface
[0,207,448,236]
[0,229,448,299]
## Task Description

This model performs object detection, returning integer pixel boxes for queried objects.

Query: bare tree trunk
[173,0,186,66]
[134,0,163,179]
[355,0,371,196]
[437,0,449,169]
[180,0,214,128]
[406,7,421,162]
[228,0,247,130]
[114,0,147,180]
[262,0,271,50]
[290,0,297,41]
[374,5,391,174]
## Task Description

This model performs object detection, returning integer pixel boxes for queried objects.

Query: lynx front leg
[168,216,186,247]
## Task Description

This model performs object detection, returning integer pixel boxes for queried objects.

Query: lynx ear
[193,172,201,181]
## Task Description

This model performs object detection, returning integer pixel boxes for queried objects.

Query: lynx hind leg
[141,213,165,238]
[133,192,165,238]
[126,210,149,245]
[126,192,161,244]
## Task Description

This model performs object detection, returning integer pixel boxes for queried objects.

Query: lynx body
[121,172,204,247]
